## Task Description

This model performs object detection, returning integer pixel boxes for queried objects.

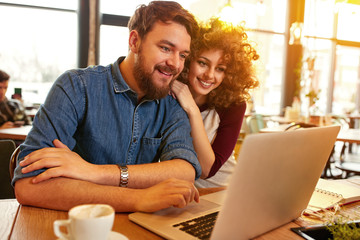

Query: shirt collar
[112,57,131,94]
[111,57,160,104]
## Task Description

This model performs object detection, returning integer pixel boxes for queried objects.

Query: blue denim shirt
[12,57,201,184]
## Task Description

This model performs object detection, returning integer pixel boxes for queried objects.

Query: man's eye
[180,54,187,59]
[161,46,170,52]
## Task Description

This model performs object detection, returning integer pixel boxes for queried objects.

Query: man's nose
[166,53,181,70]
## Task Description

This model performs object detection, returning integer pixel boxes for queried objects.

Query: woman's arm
[207,103,246,178]
[171,80,215,178]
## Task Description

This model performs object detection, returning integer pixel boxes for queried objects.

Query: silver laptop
[129,125,340,240]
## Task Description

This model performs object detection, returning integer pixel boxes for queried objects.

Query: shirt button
[133,138,137,143]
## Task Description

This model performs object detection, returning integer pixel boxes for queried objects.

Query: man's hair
[0,70,10,83]
[128,1,198,40]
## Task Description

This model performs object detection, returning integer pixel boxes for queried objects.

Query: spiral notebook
[307,178,360,211]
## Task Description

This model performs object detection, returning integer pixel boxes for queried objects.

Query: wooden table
[0,125,32,141]
[1,188,304,240]
[4,186,360,240]
[0,199,19,239]
[337,128,360,144]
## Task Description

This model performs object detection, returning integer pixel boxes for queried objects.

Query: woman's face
[187,49,227,98]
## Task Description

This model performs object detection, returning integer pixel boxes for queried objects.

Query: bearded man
[13,1,201,213]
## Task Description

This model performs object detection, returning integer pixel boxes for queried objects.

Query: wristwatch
[119,165,129,187]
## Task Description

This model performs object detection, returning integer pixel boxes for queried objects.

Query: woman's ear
[129,30,141,53]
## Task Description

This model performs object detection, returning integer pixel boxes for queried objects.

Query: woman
[171,18,259,188]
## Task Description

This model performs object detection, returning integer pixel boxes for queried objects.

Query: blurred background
[0,0,359,118]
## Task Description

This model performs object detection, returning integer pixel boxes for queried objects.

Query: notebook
[129,125,340,240]
[307,178,360,211]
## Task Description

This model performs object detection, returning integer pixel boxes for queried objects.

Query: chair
[284,123,342,179]
[330,116,360,178]
[10,146,20,181]
[246,114,267,133]
[0,140,16,199]
[284,122,317,131]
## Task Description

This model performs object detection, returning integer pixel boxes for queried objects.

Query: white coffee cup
[54,204,115,240]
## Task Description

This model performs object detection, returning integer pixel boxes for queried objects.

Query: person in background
[12,1,201,213]
[171,18,259,188]
[0,70,31,129]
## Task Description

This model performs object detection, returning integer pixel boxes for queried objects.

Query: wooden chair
[284,123,342,179]
[246,114,267,133]
[9,146,20,181]
[330,116,360,178]
[284,122,317,131]
[0,140,16,199]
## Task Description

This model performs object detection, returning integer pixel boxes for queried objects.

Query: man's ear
[129,30,141,53]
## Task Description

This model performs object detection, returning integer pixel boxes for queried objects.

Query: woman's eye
[198,61,206,66]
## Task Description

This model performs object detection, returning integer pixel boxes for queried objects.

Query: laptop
[129,125,340,240]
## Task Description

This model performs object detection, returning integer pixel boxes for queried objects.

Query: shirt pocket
[138,137,162,163]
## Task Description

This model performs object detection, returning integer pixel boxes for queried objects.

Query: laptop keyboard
[172,211,219,240]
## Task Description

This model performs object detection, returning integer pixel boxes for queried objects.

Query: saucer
[108,231,128,240]
[57,231,128,240]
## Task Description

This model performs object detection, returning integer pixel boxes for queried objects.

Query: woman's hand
[170,80,198,114]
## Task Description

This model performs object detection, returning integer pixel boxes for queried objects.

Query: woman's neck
[191,89,208,107]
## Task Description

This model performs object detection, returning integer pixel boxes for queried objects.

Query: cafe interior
[1,0,360,239]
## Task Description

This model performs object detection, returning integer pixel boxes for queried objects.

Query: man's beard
[133,51,178,100]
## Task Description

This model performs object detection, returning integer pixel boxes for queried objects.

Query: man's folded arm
[14,175,199,212]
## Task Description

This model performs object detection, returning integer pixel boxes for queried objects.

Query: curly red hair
[179,18,259,109]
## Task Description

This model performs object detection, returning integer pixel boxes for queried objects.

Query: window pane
[187,0,287,31]
[248,32,286,115]
[100,0,152,15]
[301,39,332,115]
[99,26,129,65]
[337,3,360,42]
[0,6,77,105]
[100,0,286,32]
[0,0,77,9]
[332,46,360,114]
[304,0,335,38]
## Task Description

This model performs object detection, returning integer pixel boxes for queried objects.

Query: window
[99,26,129,65]
[0,2,77,105]
[248,32,286,115]
[303,0,360,116]
[332,46,360,114]
[337,2,360,42]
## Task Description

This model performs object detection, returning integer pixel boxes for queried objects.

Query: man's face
[133,21,191,99]
[0,80,9,102]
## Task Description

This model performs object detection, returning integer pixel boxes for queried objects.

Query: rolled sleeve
[161,145,201,179]
[159,100,202,179]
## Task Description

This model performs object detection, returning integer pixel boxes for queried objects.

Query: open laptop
[129,125,340,240]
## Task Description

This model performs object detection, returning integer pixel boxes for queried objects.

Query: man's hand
[135,178,200,212]
[19,139,101,184]
[0,121,15,129]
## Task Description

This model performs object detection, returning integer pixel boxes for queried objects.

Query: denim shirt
[12,57,201,184]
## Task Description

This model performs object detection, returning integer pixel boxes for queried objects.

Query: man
[0,70,31,129]
[13,1,201,213]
